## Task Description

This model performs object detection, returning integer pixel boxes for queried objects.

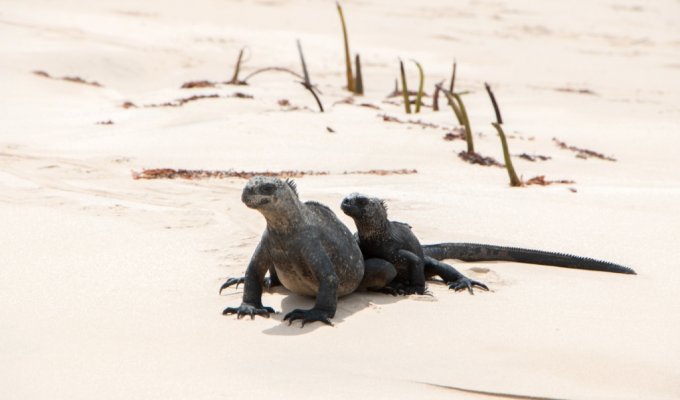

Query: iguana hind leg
[424,256,488,294]
[359,258,397,291]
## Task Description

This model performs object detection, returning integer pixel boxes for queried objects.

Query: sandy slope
[1,0,679,399]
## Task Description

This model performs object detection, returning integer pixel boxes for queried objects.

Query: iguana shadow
[262,290,402,336]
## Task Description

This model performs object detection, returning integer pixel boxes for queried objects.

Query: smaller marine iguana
[341,193,636,291]
[221,176,396,326]
[341,193,489,295]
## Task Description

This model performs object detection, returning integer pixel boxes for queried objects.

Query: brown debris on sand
[132,169,328,180]
[525,175,575,185]
[443,127,467,141]
[555,87,597,95]
[144,94,220,108]
[553,138,617,161]
[33,70,103,87]
[343,169,417,176]
[458,151,504,167]
[132,168,417,180]
[181,80,219,89]
[379,114,442,130]
[518,153,552,162]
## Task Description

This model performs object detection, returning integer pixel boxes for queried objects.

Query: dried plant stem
[448,60,457,93]
[336,2,355,92]
[412,60,425,113]
[399,59,411,114]
[296,40,324,112]
[228,48,245,84]
[485,82,503,124]
[354,54,364,95]
[451,92,474,153]
[493,122,522,186]
[437,84,464,124]
[432,80,444,111]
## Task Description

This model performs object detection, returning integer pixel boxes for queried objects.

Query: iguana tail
[422,243,636,275]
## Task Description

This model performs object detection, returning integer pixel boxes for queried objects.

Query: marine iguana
[341,193,636,279]
[341,193,489,295]
[221,176,397,326]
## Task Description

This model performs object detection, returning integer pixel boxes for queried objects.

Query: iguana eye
[260,183,276,195]
[356,197,369,207]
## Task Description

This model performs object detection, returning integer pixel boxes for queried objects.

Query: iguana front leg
[283,245,338,327]
[222,238,276,319]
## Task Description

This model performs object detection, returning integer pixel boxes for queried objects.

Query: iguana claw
[283,308,334,327]
[219,277,245,294]
[223,302,275,319]
[448,278,489,294]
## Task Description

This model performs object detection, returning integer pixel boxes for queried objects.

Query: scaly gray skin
[221,176,396,326]
[341,193,489,295]
[423,243,636,274]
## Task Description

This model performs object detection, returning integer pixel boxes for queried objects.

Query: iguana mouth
[242,196,271,209]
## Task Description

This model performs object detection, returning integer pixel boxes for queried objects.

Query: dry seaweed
[181,80,219,89]
[553,138,616,161]
[342,169,417,175]
[518,153,551,162]
[378,114,442,129]
[121,101,137,109]
[458,151,504,167]
[33,70,102,87]
[132,168,417,180]
[230,92,254,99]
[443,128,466,141]
[144,94,220,108]
[525,175,575,186]
[96,120,114,125]
[555,87,597,95]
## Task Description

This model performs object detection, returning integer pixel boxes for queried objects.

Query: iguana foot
[223,302,275,319]
[448,278,489,294]
[219,277,244,293]
[402,284,427,295]
[283,308,334,327]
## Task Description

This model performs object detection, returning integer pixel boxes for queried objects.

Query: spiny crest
[285,178,298,197]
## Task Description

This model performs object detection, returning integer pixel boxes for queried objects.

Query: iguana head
[241,176,298,210]
[340,193,388,222]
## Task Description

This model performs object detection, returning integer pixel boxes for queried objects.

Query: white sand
[2,0,679,398]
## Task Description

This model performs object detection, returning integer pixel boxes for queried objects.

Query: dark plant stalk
[354,54,364,95]
[493,122,522,186]
[297,39,311,86]
[336,2,355,92]
[228,47,245,84]
[412,60,425,113]
[452,92,474,153]
[296,40,324,112]
[485,82,503,124]
[432,83,441,111]
[399,59,411,114]
[448,60,457,93]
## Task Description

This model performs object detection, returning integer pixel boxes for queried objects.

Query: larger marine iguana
[221,176,397,326]
[340,193,635,293]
